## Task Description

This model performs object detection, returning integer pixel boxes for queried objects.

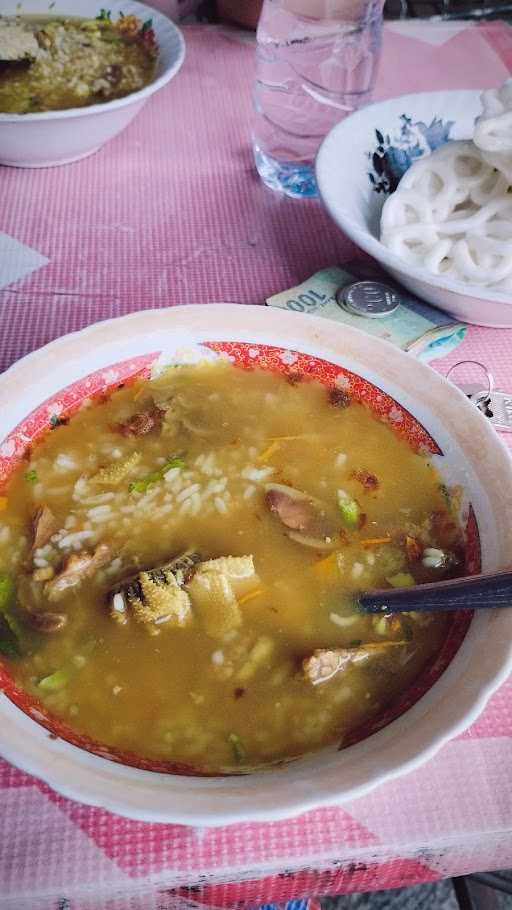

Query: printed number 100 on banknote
[266,266,466,362]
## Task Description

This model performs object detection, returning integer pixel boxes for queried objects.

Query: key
[444,360,512,433]
[471,389,512,433]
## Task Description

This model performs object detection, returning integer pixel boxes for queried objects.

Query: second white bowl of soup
[0,0,185,167]
[0,304,511,823]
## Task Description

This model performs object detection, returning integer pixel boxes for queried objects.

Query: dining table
[0,12,512,910]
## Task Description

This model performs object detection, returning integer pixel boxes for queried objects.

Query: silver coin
[336,281,400,318]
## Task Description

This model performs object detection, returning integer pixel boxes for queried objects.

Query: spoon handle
[359,570,512,614]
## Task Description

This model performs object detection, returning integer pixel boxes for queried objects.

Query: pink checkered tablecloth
[1,17,512,910]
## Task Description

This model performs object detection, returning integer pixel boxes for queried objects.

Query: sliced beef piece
[266,488,319,532]
[328,387,351,408]
[303,641,406,686]
[265,484,337,549]
[46,543,111,602]
[352,469,379,492]
[117,403,164,437]
[28,611,67,633]
[32,505,58,551]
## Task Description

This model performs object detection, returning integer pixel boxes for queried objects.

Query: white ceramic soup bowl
[315,91,512,329]
[0,0,185,167]
[0,304,511,825]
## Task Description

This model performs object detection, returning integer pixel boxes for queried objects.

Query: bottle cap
[336,281,400,318]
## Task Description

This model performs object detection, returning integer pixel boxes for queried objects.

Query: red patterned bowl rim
[0,341,479,776]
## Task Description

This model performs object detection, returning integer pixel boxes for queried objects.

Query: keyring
[445,360,495,399]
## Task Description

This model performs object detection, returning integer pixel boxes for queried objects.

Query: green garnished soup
[0,362,466,772]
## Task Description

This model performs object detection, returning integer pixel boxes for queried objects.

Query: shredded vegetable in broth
[0,362,466,771]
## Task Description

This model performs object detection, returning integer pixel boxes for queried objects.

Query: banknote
[266,265,467,363]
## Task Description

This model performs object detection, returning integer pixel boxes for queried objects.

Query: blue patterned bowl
[316,90,512,328]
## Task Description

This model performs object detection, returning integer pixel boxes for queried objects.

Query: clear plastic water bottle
[252,0,383,198]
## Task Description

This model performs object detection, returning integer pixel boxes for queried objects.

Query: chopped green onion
[228,732,246,763]
[0,636,20,657]
[128,472,160,494]
[24,469,38,484]
[386,572,415,588]
[129,457,184,494]
[162,456,185,474]
[0,574,23,657]
[2,608,23,642]
[337,490,360,528]
[439,483,452,510]
[96,8,112,21]
[39,669,68,692]
[0,574,15,616]
[0,575,23,640]
[141,18,153,34]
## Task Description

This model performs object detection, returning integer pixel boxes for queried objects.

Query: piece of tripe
[187,555,258,639]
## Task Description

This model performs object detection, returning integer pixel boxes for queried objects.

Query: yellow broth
[0,15,157,114]
[0,363,465,771]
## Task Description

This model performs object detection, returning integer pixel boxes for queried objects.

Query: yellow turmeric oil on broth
[0,363,464,771]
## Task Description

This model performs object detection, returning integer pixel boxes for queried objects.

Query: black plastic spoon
[359,570,512,614]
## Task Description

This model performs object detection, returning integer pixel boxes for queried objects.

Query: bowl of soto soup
[0,304,511,825]
[0,0,185,167]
